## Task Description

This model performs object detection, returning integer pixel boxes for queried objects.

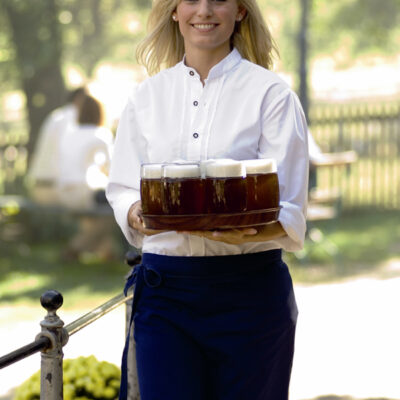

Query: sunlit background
[0,0,399,399]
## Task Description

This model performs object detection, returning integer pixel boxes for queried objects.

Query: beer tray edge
[142,207,281,231]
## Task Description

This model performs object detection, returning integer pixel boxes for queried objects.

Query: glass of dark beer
[140,163,164,215]
[243,159,280,210]
[205,159,247,214]
[162,163,205,215]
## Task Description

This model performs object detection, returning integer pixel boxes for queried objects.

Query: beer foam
[242,158,277,174]
[141,163,163,179]
[163,163,200,178]
[199,159,215,178]
[205,159,245,178]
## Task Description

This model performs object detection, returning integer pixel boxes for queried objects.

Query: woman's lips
[191,23,218,31]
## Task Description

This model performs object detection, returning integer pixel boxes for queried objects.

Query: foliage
[0,6,18,93]
[286,210,400,284]
[13,356,121,400]
[59,0,149,77]
[329,0,400,54]
[0,0,147,165]
[260,0,301,73]
[0,205,128,309]
[0,0,148,85]
[1,0,399,88]
[310,0,400,66]
[1,0,67,162]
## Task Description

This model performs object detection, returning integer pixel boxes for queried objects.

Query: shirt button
[189,71,194,76]
[193,101,198,106]
[193,132,199,139]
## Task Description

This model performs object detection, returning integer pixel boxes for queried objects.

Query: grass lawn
[287,209,400,284]
[0,209,399,310]
[0,240,130,310]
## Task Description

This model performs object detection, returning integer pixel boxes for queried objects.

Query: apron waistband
[140,249,282,276]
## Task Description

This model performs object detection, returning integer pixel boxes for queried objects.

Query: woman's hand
[181,221,286,245]
[128,201,165,236]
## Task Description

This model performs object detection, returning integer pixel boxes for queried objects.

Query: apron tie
[119,264,162,400]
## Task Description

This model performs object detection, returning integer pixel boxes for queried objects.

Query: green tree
[298,0,312,121]
[60,0,148,78]
[2,0,67,163]
[0,0,145,169]
[311,0,400,63]
[332,0,400,54]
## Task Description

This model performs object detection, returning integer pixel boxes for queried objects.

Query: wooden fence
[1,99,400,209]
[309,99,400,209]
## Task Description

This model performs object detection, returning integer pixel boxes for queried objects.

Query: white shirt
[107,48,309,256]
[59,124,113,187]
[29,104,77,182]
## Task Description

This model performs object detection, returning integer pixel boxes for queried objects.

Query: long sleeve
[106,91,144,247]
[259,88,309,251]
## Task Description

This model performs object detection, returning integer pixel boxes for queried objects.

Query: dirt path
[1,267,400,400]
[291,275,400,400]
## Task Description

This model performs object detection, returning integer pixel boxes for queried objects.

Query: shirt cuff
[278,201,307,252]
[106,186,143,248]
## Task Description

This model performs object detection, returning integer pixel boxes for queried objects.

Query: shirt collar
[181,48,242,81]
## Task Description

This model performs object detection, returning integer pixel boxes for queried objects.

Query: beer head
[163,163,201,178]
[200,159,216,178]
[205,159,246,178]
[140,163,163,179]
[242,159,277,174]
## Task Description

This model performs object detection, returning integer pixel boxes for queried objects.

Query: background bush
[13,356,120,400]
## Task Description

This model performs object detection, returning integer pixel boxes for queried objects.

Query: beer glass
[140,163,164,215]
[205,159,247,213]
[242,159,279,210]
[163,163,205,215]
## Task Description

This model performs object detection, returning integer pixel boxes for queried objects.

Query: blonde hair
[136,0,278,75]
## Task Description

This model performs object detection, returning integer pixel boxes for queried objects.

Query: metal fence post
[36,290,69,400]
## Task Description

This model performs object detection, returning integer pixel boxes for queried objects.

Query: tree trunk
[298,0,311,122]
[3,0,67,164]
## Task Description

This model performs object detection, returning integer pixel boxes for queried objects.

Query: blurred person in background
[27,87,87,205]
[58,94,115,260]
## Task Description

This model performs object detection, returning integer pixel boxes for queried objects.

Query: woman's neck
[185,47,231,84]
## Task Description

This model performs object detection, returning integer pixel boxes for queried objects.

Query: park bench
[304,150,358,260]
[307,150,357,221]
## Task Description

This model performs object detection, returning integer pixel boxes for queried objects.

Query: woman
[58,94,113,210]
[106,0,309,398]
[28,87,87,206]
[59,94,114,259]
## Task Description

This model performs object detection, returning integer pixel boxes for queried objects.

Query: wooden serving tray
[142,207,281,231]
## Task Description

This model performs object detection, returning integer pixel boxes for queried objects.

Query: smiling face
[173,0,245,59]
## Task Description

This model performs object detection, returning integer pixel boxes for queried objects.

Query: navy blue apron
[120,249,297,400]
